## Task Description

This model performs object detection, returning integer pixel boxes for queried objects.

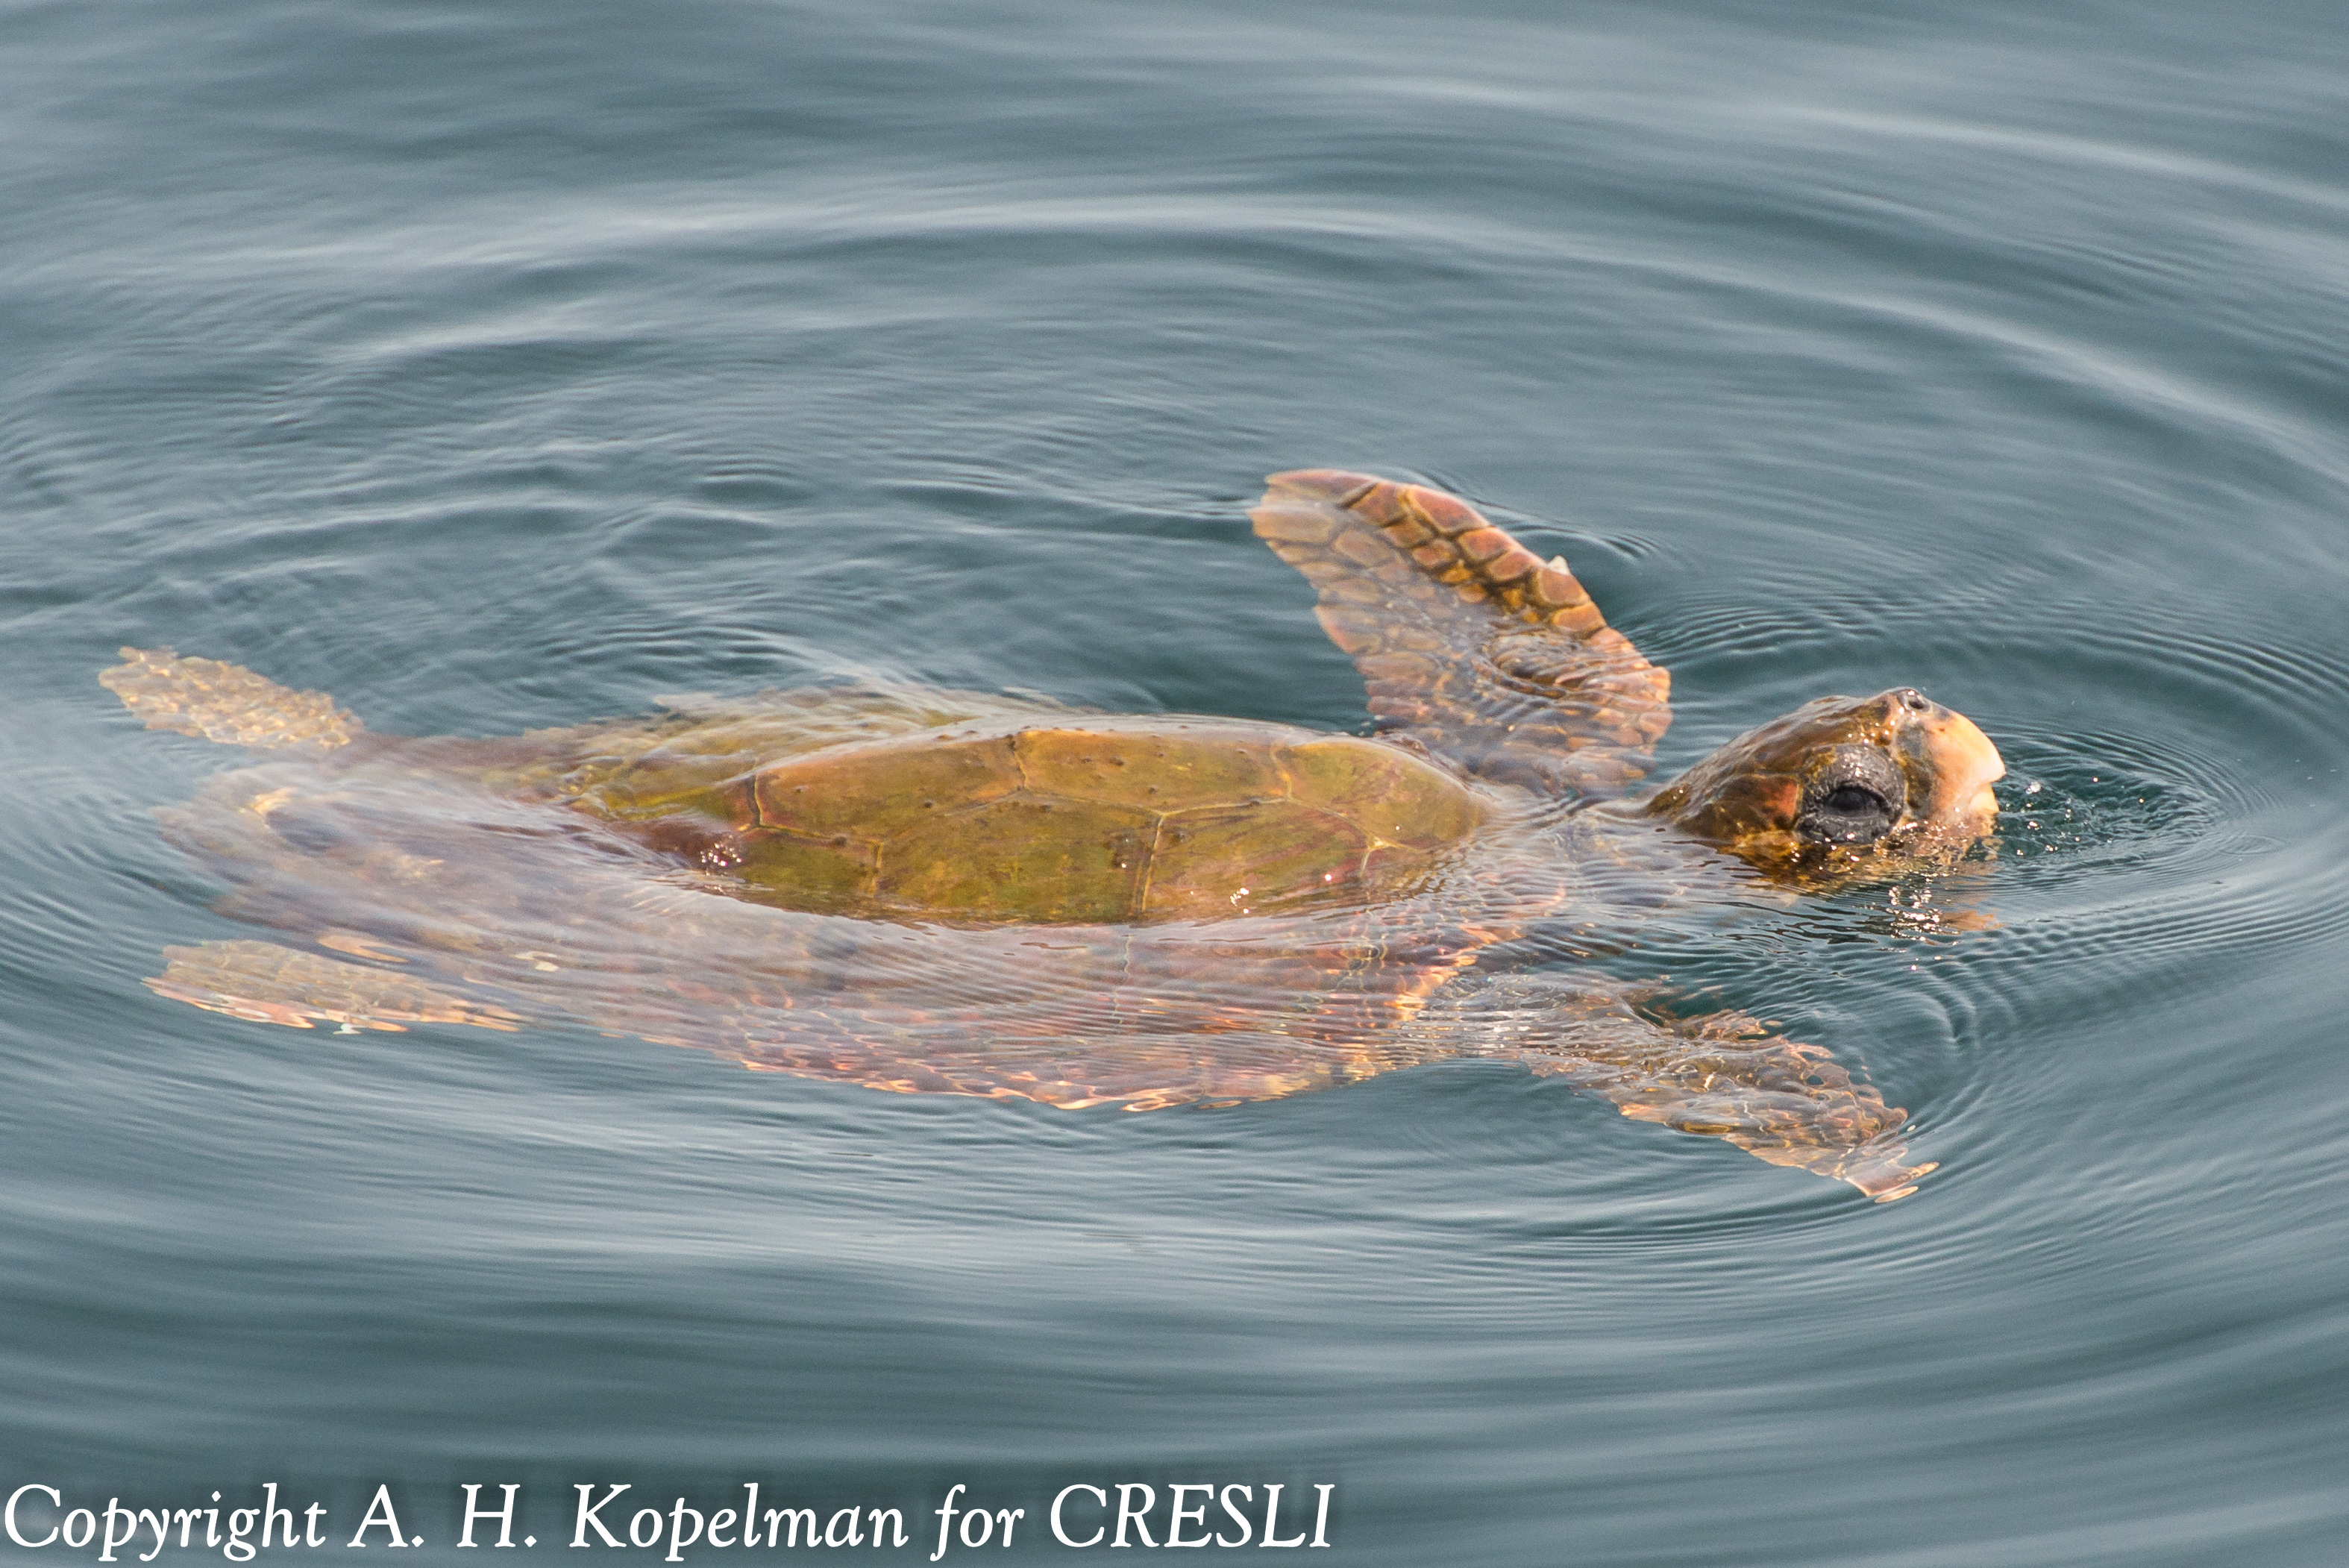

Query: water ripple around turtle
[7,3,2349,1564]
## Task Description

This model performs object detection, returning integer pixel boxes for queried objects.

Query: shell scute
[1012,724,1282,808]
[1276,738,1484,850]
[753,733,1023,837]
[586,750,760,827]
[1138,802,1372,919]
[873,793,1154,922]
[731,829,881,911]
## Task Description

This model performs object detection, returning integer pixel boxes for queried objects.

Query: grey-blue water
[6,2,2348,1563]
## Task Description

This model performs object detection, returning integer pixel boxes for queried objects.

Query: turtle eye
[1800,785,1894,844]
[1797,747,1906,846]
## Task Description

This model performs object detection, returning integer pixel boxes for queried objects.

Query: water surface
[4,2,2348,1564]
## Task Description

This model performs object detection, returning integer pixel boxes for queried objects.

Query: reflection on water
[4,1,2349,1564]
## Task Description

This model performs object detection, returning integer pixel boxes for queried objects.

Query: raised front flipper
[147,941,524,1032]
[1252,471,1670,795]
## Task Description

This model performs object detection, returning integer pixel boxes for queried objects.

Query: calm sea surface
[5,2,2348,1563]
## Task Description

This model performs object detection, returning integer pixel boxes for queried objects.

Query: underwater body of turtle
[105,471,2005,1200]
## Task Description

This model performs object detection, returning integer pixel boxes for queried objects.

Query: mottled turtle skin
[104,471,2004,1200]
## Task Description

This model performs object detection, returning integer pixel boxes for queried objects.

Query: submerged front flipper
[101,647,363,750]
[147,941,524,1032]
[1460,985,1934,1200]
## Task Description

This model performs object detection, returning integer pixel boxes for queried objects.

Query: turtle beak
[1916,705,2004,836]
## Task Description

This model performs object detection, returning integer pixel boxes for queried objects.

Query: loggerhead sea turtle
[104,470,2003,1200]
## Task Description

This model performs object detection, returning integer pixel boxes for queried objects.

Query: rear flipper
[147,941,523,1033]
[101,647,363,750]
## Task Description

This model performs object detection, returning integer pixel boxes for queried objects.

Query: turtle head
[1644,688,2003,879]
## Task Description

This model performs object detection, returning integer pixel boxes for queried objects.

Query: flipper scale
[1253,471,1672,794]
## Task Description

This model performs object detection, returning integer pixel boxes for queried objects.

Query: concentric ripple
[5,1,2349,1564]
